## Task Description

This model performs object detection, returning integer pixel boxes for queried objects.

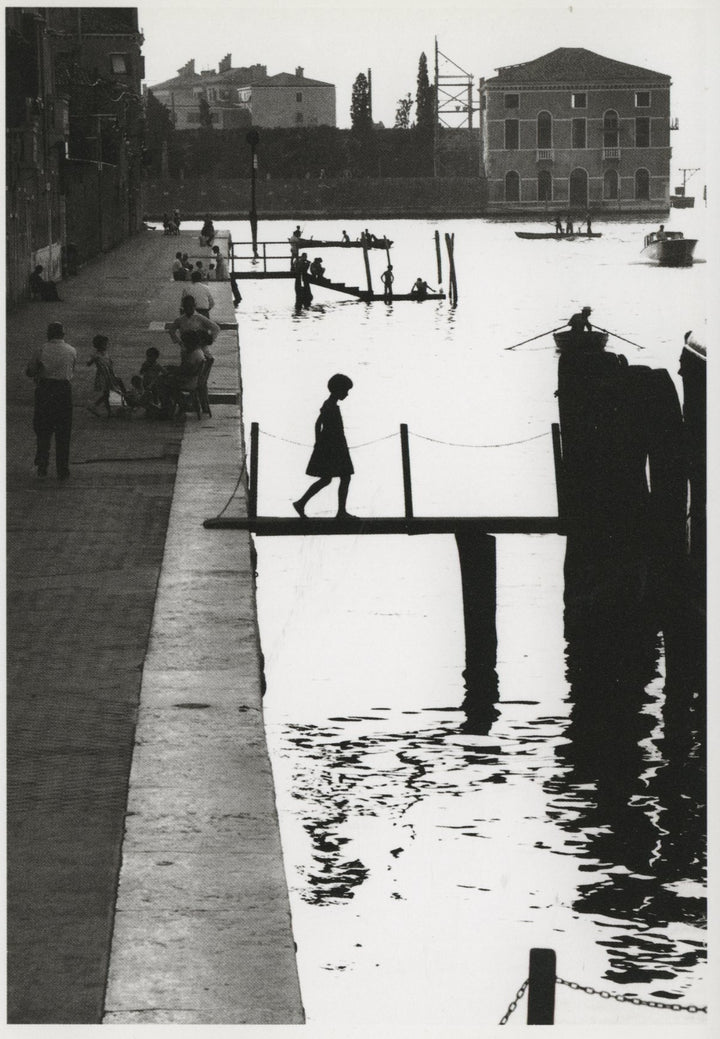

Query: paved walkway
[5,230,303,1024]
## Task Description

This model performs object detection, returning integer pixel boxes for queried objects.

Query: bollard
[527,948,556,1024]
[248,422,259,519]
[454,532,497,695]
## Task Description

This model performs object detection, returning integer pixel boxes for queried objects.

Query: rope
[211,458,247,520]
[259,429,399,449]
[410,430,551,448]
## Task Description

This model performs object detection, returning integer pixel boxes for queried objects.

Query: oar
[594,325,646,350]
[506,325,566,351]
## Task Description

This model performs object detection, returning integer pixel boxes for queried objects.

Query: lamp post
[246,129,260,259]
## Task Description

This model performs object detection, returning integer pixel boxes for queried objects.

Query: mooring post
[454,531,497,695]
[550,423,566,518]
[249,421,259,519]
[435,230,443,284]
[527,948,556,1024]
[362,242,373,297]
[445,232,458,304]
[400,423,414,518]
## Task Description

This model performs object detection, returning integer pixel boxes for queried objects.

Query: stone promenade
[5,229,304,1024]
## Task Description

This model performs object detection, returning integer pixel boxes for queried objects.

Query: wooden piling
[445,232,458,304]
[454,532,497,697]
[551,423,566,517]
[362,243,373,297]
[249,422,259,519]
[435,230,443,285]
[527,948,556,1024]
[400,424,414,518]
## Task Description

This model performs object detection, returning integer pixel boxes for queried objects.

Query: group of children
[172,246,227,282]
[86,338,176,419]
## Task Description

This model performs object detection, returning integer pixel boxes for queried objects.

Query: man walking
[26,321,77,480]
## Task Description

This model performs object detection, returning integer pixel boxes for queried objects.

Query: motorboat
[641,230,697,267]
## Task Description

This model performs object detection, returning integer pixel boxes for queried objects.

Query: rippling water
[228,209,708,1028]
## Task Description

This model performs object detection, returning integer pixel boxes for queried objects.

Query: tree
[415,52,435,135]
[394,93,413,130]
[350,72,372,133]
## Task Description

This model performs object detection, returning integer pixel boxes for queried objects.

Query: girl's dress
[90,353,116,393]
[306,398,354,477]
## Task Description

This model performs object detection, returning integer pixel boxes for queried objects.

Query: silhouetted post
[445,232,458,304]
[435,230,442,284]
[400,423,413,518]
[455,532,497,694]
[527,948,556,1024]
[246,129,260,259]
[362,241,373,297]
[249,421,259,519]
[551,422,566,517]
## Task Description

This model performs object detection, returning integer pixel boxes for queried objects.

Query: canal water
[225,210,708,1029]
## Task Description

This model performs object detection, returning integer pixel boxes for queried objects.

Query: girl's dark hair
[93,334,109,351]
[328,373,353,394]
[146,346,160,360]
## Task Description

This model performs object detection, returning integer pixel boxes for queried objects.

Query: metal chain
[410,430,551,449]
[557,977,707,1014]
[258,429,399,449]
[498,978,528,1025]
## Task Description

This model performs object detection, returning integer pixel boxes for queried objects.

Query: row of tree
[350,52,436,133]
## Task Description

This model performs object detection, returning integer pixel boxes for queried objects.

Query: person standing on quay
[26,321,76,480]
[381,263,394,302]
[293,374,355,519]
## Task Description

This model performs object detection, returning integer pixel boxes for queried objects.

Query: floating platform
[291,237,392,250]
[204,515,565,536]
[515,231,602,240]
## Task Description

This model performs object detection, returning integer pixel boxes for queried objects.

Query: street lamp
[246,129,260,259]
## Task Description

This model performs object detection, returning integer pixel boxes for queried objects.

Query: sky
[137,0,718,179]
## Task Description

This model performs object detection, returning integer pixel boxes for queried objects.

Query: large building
[6,7,145,304]
[148,57,336,129]
[479,47,672,215]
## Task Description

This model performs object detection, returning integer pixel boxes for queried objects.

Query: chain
[557,977,707,1015]
[498,978,528,1025]
[258,429,399,449]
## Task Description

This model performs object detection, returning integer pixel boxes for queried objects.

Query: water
[223,210,708,1028]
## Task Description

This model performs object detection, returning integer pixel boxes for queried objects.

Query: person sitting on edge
[172,252,185,280]
[199,215,215,247]
[167,295,220,361]
[341,230,350,242]
[207,263,216,281]
[293,373,355,520]
[181,270,215,317]
[568,306,593,334]
[410,277,434,300]
[139,346,170,413]
[309,257,326,279]
[30,264,61,302]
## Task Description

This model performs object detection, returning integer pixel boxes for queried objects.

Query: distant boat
[289,237,393,250]
[641,230,697,267]
[515,231,602,240]
[553,330,609,353]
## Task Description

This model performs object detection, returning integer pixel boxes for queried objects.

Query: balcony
[603,147,621,160]
[536,148,554,162]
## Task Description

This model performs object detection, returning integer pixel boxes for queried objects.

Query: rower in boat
[554,305,610,354]
[568,306,593,334]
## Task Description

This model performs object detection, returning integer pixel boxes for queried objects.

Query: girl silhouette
[293,374,354,518]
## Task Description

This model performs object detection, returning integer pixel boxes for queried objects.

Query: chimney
[219,54,232,74]
[295,66,304,78]
[178,59,195,76]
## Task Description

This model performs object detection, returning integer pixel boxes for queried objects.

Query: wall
[251,84,336,128]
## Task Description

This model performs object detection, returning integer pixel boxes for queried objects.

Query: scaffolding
[433,37,480,177]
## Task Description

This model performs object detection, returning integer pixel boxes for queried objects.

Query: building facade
[6,7,146,305]
[148,58,336,129]
[479,48,672,216]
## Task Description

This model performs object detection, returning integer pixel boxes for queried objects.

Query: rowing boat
[553,330,609,353]
[289,237,393,250]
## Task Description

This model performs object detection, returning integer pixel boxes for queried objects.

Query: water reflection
[544,624,706,993]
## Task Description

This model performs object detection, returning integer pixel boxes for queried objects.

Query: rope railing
[257,427,551,451]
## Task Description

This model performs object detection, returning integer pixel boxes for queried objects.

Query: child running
[86,334,122,416]
[293,373,355,519]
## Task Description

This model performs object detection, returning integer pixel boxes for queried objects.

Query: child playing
[86,334,122,416]
[139,346,169,413]
[293,374,355,519]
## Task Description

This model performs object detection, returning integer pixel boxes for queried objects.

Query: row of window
[505,113,651,149]
[503,168,653,201]
[503,90,652,109]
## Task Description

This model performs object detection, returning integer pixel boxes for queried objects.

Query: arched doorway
[569,167,588,209]
[604,168,619,200]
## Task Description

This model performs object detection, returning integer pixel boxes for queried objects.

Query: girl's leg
[293,477,331,516]
[337,475,352,517]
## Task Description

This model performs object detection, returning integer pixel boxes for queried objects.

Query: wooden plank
[203,516,566,535]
